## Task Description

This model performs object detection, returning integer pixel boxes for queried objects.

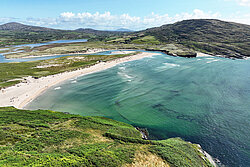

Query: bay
[27,52,250,167]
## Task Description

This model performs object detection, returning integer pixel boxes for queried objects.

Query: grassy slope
[105,35,197,57]
[105,19,250,58]
[142,19,250,58]
[0,107,213,167]
[0,51,140,89]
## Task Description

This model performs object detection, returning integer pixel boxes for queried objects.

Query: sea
[26,52,250,167]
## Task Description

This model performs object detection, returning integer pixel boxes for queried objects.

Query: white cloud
[225,0,250,6]
[58,11,140,29]
[61,12,75,18]
[0,17,19,24]
[236,0,250,6]
[52,9,220,30]
[223,12,250,25]
[0,9,249,30]
[25,17,60,28]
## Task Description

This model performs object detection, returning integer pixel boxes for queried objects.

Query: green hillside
[0,22,127,47]
[104,19,250,58]
[141,19,250,59]
[0,107,214,167]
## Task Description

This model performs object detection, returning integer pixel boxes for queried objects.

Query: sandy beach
[0,51,158,109]
[20,48,108,59]
[196,52,214,57]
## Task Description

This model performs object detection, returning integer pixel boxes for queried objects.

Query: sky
[0,0,250,30]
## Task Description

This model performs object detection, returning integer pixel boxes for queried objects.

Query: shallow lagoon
[0,39,87,63]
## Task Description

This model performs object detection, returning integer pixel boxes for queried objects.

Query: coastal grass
[0,51,140,89]
[0,80,21,90]
[0,107,139,166]
[149,139,214,167]
[124,147,170,167]
[4,41,125,58]
[0,107,213,167]
[3,40,194,59]
[131,35,161,44]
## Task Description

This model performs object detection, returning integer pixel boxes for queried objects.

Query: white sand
[0,52,158,109]
[196,52,214,57]
[21,50,135,59]
[21,48,107,58]
[111,51,136,55]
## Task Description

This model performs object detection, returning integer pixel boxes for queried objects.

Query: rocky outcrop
[145,49,197,58]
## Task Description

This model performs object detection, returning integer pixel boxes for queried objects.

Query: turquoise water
[12,39,88,49]
[27,53,250,167]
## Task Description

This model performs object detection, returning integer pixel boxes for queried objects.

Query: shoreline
[5,48,108,59]
[197,144,218,167]
[6,49,137,59]
[0,51,158,109]
[196,52,214,57]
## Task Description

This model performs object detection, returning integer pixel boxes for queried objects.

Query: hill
[0,107,214,167]
[104,19,250,58]
[0,22,92,46]
[0,22,127,46]
[116,28,133,32]
[0,22,56,32]
[141,19,250,58]
[75,28,127,35]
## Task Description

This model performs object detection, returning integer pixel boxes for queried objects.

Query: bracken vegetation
[103,19,250,58]
[0,107,213,167]
[140,19,250,58]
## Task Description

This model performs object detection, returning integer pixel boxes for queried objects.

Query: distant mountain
[0,22,127,35]
[141,19,250,58]
[0,22,57,32]
[75,28,108,33]
[74,28,128,35]
[116,28,133,32]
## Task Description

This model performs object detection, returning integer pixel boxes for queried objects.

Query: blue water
[10,39,88,49]
[26,53,250,167]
